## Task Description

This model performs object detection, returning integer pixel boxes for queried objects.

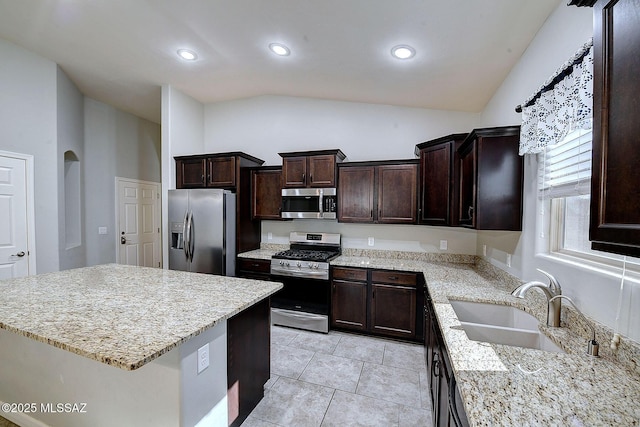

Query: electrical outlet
[482,244,487,256]
[506,254,512,268]
[439,240,447,250]
[98,226,107,235]
[367,237,374,246]
[267,232,273,241]
[197,343,209,374]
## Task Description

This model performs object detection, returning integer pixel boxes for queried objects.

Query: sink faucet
[511,269,562,327]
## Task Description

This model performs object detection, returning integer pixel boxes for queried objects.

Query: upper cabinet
[175,152,263,189]
[338,160,418,224]
[279,149,346,188]
[590,0,640,257]
[251,166,283,220]
[415,133,467,226]
[457,126,523,231]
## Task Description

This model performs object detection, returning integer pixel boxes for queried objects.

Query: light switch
[367,237,374,246]
[98,227,108,235]
[439,240,448,250]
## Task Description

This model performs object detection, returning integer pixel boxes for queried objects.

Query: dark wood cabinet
[251,167,283,220]
[331,267,422,341]
[337,160,418,224]
[337,166,375,222]
[280,150,346,188]
[175,152,265,254]
[416,134,467,226]
[236,257,272,280]
[331,267,368,331]
[371,271,417,339]
[424,289,468,427]
[227,298,270,427]
[590,0,640,257]
[457,126,523,230]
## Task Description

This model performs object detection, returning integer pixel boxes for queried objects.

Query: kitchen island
[0,264,282,427]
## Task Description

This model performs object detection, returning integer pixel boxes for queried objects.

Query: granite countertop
[0,264,282,371]
[329,253,640,426]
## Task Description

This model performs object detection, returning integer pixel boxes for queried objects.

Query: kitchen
[1,0,639,426]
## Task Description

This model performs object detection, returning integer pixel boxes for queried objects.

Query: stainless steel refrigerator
[168,189,236,275]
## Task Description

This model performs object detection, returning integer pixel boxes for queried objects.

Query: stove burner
[273,249,339,262]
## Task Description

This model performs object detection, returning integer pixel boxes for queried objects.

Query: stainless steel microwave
[281,188,337,219]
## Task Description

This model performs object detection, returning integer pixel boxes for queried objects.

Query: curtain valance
[518,39,594,155]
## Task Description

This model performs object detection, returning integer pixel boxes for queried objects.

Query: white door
[116,178,161,268]
[0,155,31,279]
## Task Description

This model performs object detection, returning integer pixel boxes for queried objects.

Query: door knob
[13,251,25,257]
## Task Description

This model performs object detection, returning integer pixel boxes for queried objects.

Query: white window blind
[538,125,592,199]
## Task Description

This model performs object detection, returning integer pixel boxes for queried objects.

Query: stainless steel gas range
[270,232,341,333]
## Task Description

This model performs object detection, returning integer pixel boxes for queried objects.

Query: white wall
[161,85,205,266]
[57,67,87,271]
[84,98,161,266]
[0,39,59,273]
[200,94,480,254]
[204,95,480,165]
[478,4,640,342]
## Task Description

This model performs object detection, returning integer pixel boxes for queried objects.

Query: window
[539,127,638,269]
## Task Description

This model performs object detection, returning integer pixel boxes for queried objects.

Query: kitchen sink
[450,300,564,353]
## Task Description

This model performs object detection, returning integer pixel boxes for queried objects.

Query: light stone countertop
[329,253,640,426]
[0,264,282,371]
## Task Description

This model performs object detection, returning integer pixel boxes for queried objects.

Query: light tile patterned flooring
[241,326,433,427]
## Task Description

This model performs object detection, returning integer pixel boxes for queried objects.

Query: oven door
[270,275,330,333]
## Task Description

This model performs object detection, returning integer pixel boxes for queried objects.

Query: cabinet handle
[310,174,313,182]
[201,174,205,183]
[466,206,474,221]
[432,355,440,377]
[302,173,306,183]
[388,276,398,280]
[372,289,375,298]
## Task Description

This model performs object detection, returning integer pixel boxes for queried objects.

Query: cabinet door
[176,158,206,188]
[308,155,337,187]
[206,157,236,187]
[377,164,418,224]
[420,143,452,225]
[458,143,476,227]
[252,169,282,220]
[338,166,375,223]
[590,0,640,257]
[370,283,416,339]
[282,157,307,188]
[331,279,367,331]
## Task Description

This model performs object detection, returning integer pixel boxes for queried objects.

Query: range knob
[285,261,290,267]
[296,261,301,268]
[313,263,319,269]
[279,260,284,266]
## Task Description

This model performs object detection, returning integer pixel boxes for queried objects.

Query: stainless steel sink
[450,300,564,353]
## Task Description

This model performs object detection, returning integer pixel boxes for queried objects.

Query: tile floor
[241,326,433,427]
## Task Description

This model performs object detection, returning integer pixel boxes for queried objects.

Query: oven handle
[270,267,328,278]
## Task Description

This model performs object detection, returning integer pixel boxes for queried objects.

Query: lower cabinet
[424,289,469,427]
[331,267,422,341]
[236,257,271,280]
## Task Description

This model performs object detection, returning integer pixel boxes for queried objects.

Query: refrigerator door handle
[187,210,195,261]
[182,210,190,260]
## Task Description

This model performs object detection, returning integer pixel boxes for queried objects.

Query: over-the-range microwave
[281,188,337,219]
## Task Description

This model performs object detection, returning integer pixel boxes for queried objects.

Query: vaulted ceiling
[0,0,562,123]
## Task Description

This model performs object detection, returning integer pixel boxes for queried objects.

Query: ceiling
[0,0,563,124]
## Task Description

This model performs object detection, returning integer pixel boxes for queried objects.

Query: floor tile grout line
[319,387,338,427]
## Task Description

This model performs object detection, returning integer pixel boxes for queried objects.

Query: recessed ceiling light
[269,43,290,56]
[391,45,416,60]
[177,49,198,61]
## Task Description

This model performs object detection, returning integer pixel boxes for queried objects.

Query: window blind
[538,126,592,199]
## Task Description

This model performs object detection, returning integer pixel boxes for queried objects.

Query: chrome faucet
[549,295,600,357]
[511,269,562,327]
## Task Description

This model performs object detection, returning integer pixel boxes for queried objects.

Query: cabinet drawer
[371,270,417,286]
[238,258,271,274]
[332,267,367,282]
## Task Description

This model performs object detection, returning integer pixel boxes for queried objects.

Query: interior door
[117,178,161,267]
[0,155,30,279]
